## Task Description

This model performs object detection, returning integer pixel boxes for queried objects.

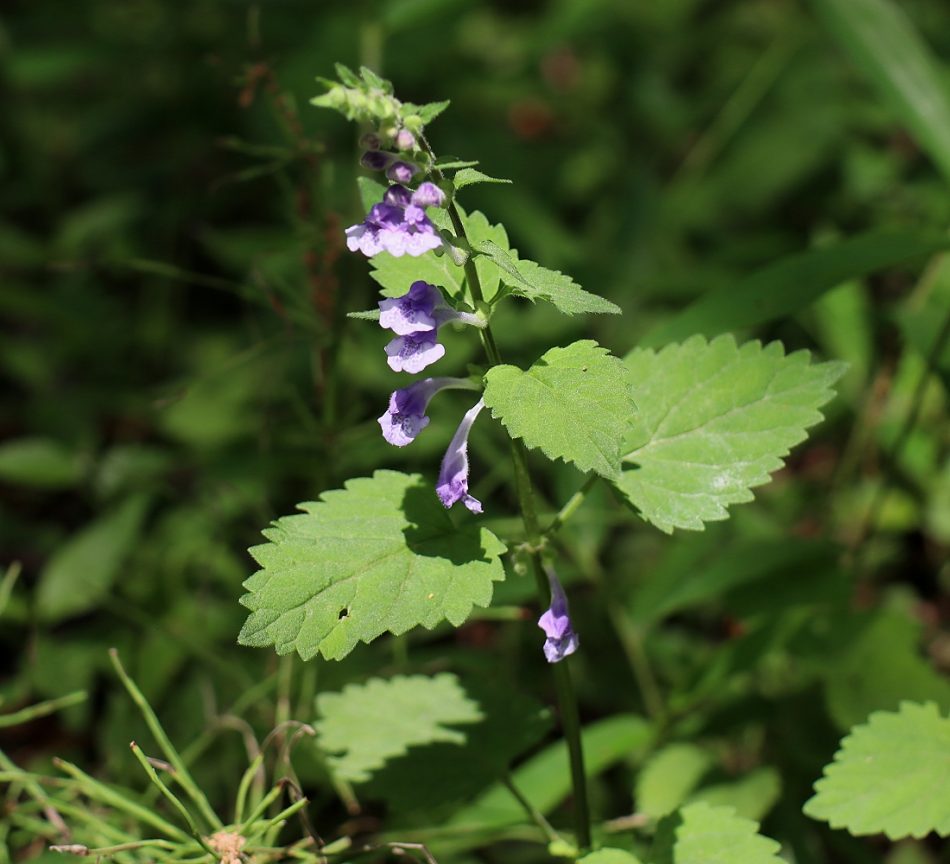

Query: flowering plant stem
[444,194,592,852]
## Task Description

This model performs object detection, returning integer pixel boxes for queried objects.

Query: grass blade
[812,0,950,183]
[109,649,223,831]
[644,231,950,346]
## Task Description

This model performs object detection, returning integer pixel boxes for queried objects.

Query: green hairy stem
[434,160,592,849]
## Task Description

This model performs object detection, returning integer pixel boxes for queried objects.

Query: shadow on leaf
[400,481,494,566]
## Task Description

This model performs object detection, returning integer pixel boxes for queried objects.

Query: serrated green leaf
[689,768,782,823]
[36,495,150,623]
[364,679,550,816]
[454,168,512,189]
[476,240,620,315]
[649,803,783,864]
[436,157,480,170]
[484,340,635,479]
[358,65,392,94]
[581,851,643,864]
[333,63,360,88]
[370,241,465,300]
[408,99,451,125]
[238,471,506,661]
[804,702,950,839]
[617,335,845,533]
[464,211,510,302]
[315,673,482,783]
[370,208,508,301]
[636,744,714,819]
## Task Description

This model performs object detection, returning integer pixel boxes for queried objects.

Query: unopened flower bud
[359,132,382,151]
[379,123,400,143]
[395,128,417,151]
[411,181,446,208]
[538,567,579,663]
[360,150,392,171]
[437,399,486,513]
[360,150,391,171]
[386,161,418,184]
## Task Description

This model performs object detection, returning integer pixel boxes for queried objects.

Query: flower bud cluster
[358,124,424,184]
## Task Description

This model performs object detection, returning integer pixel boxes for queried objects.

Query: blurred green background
[1,0,949,861]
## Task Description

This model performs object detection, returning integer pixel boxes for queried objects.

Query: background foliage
[1,0,948,862]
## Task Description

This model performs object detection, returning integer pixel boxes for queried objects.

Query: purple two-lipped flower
[538,567,579,663]
[345,183,446,258]
[384,333,445,374]
[378,377,477,447]
[378,382,486,514]
[436,399,485,513]
[379,281,482,374]
[379,280,443,335]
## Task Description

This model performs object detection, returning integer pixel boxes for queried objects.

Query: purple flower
[436,398,485,513]
[378,281,441,334]
[377,282,485,372]
[379,281,483,336]
[344,201,401,257]
[345,185,442,259]
[378,377,476,447]
[411,182,446,208]
[538,567,579,663]
[386,161,418,184]
[385,333,446,374]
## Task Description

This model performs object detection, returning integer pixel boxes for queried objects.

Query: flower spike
[436,398,486,513]
[538,566,579,663]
